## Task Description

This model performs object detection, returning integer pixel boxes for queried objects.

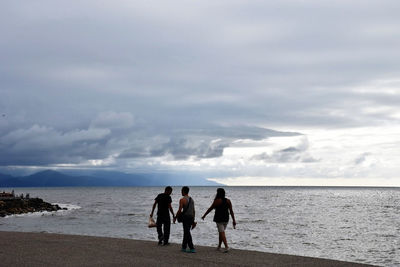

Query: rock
[0,197,65,216]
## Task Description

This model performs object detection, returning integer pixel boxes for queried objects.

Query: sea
[0,186,399,266]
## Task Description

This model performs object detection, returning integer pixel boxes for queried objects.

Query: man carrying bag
[150,186,175,246]
[174,186,196,253]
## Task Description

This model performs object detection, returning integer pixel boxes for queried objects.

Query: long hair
[215,188,225,200]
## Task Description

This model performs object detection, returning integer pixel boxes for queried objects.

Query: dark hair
[215,188,225,200]
[182,186,189,194]
[165,186,172,193]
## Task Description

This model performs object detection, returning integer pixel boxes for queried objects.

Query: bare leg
[218,232,222,249]
[220,231,228,248]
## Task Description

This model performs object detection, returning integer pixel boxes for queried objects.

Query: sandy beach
[0,231,374,266]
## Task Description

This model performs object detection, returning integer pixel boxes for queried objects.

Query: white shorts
[216,222,228,233]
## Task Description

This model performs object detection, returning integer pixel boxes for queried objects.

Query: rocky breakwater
[0,197,67,217]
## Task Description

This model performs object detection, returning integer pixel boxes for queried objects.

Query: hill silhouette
[0,170,220,187]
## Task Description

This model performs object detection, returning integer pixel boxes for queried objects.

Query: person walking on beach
[150,186,175,246]
[201,188,236,252]
[173,186,196,253]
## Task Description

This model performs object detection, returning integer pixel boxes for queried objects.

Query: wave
[5,210,56,218]
[4,203,81,218]
[55,203,81,210]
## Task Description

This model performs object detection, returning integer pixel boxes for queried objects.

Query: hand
[233,220,236,229]
[201,215,205,220]
[150,213,153,218]
[173,217,176,223]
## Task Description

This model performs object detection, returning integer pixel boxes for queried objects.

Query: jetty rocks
[0,196,66,217]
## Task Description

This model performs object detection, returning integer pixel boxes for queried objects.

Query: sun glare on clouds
[206,126,400,186]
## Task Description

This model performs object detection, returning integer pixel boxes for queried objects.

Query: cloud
[117,125,296,160]
[158,137,226,160]
[0,108,297,166]
[354,153,371,165]
[0,124,111,165]
[2,0,400,132]
[1,1,400,184]
[90,111,135,130]
[251,137,318,163]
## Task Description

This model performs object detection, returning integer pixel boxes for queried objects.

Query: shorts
[216,222,228,233]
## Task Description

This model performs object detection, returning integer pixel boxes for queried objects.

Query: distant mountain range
[0,170,221,187]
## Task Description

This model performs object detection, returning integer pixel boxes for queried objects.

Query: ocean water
[0,186,399,266]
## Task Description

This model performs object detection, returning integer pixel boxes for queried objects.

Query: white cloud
[137,126,400,184]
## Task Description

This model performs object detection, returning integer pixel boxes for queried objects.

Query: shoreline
[0,231,374,266]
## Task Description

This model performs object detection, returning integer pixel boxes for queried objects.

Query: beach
[0,231,373,267]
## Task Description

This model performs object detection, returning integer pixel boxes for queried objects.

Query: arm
[227,199,236,229]
[201,199,218,220]
[150,200,157,217]
[168,203,175,221]
[173,198,186,223]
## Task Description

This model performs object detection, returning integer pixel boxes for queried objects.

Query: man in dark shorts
[150,186,175,245]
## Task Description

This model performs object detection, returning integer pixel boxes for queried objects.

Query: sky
[1,0,400,186]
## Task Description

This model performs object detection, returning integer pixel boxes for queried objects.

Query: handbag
[177,213,183,223]
[148,216,157,228]
[177,197,191,223]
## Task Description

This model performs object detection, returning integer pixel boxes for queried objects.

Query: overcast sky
[1,1,400,185]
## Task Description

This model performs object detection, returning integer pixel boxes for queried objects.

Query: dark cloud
[156,137,225,160]
[0,110,297,166]
[118,125,297,160]
[0,124,111,165]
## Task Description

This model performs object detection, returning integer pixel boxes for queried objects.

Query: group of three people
[150,186,236,253]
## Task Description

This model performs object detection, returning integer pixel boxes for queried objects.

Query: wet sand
[0,231,374,266]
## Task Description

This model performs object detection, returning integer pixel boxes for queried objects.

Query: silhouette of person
[202,188,236,252]
[150,186,175,245]
[174,186,196,253]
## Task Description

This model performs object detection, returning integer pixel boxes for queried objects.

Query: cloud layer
[1,1,400,184]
